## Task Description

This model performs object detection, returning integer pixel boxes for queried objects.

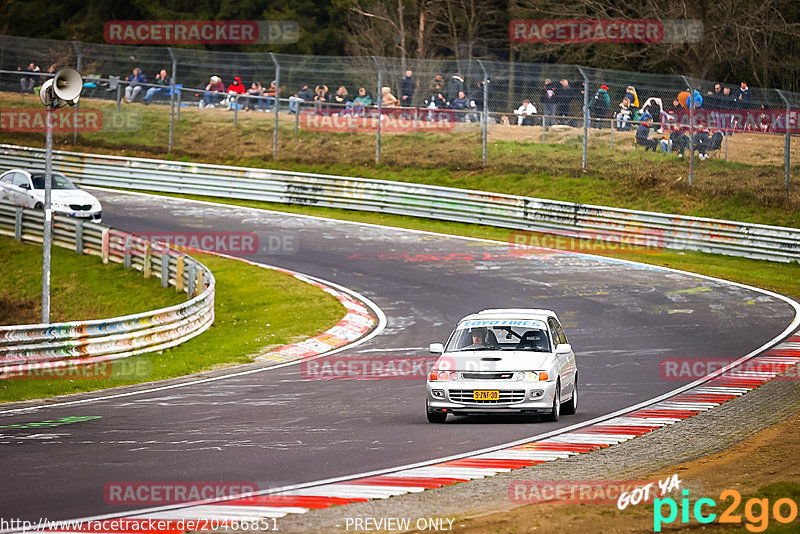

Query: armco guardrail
[1,144,799,263]
[0,201,215,376]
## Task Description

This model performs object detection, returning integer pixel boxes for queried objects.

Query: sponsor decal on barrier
[660,357,800,381]
[104,481,260,505]
[104,20,298,45]
[509,229,664,255]
[300,109,457,133]
[302,356,435,380]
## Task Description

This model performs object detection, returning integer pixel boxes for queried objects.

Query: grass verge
[0,238,345,403]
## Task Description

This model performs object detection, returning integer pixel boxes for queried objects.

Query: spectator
[540,79,557,126]
[265,80,278,111]
[660,130,690,157]
[722,86,737,134]
[513,98,537,126]
[705,84,723,110]
[555,79,576,125]
[635,113,658,152]
[429,74,445,94]
[589,84,611,129]
[400,70,415,107]
[624,85,640,116]
[693,129,712,159]
[677,88,703,110]
[332,86,350,114]
[124,67,146,103]
[314,84,330,103]
[640,97,668,133]
[428,84,448,109]
[616,97,633,130]
[245,82,265,111]
[381,86,399,107]
[736,81,753,109]
[351,87,372,116]
[446,74,465,103]
[19,62,39,93]
[202,75,226,108]
[451,90,470,110]
[288,82,314,114]
[472,80,488,112]
[143,69,170,105]
[227,76,245,95]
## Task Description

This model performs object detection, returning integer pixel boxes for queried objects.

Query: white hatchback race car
[0,169,102,222]
[426,309,578,423]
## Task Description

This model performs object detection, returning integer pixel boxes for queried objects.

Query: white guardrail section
[1,144,799,263]
[0,201,215,375]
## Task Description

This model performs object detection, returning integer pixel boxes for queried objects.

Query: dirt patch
[0,294,40,326]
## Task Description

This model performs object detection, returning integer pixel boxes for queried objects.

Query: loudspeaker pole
[42,106,53,323]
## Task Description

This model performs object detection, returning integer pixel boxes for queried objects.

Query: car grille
[461,372,514,380]
[70,204,92,211]
[448,389,526,404]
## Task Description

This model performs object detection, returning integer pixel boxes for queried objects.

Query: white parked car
[426,309,578,423]
[0,169,101,222]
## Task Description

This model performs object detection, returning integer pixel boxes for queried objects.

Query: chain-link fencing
[1,34,798,200]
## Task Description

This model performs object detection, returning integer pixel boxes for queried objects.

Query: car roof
[458,308,558,323]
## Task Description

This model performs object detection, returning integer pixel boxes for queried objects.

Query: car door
[548,317,574,394]
[1,172,31,206]
[0,172,15,203]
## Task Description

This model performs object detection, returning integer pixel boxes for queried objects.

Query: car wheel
[426,402,447,423]
[561,375,578,415]
[543,381,560,422]
[34,202,43,210]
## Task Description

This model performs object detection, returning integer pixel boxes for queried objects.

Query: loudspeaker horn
[39,68,83,108]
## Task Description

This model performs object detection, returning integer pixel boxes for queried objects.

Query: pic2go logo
[654,489,799,532]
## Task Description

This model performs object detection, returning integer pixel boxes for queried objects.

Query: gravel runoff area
[265,364,800,534]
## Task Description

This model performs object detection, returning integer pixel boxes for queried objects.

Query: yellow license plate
[473,390,500,401]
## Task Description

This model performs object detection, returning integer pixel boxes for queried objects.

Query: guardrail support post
[270,53,280,160]
[75,219,83,254]
[161,249,170,287]
[14,207,22,241]
[101,228,109,263]
[577,67,589,170]
[123,235,132,269]
[176,256,185,291]
[187,263,196,297]
[143,241,152,278]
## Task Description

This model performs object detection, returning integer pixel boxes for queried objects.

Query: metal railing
[1,144,798,263]
[0,201,215,376]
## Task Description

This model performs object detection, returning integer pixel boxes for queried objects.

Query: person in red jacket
[225,76,246,110]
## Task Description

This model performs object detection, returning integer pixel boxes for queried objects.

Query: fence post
[542,114,546,143]
[143,241,152,278]
[176,256,185,292]
[610,120,614,150]
[777,90,792,202]
[372,56,382,164]
[177,87,182,121]
[478,60,488,166]
[116,84,121,113]
[75,219,83,254]
[270,53,280,160]
[577,67,589,170]
[294,104,299,134]
[72,41,81,144]
[167,47,177,154]
[101,228,109,263]
[123,235,132,269]
[681,76,695,186]
[233,95,239,125]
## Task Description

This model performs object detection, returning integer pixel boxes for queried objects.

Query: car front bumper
[54,209,102,223]
[426,379,558,415]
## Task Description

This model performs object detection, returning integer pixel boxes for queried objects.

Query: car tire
[543,381,560,422]
[426,402,447,423]
[34,202,43,210]
[561,375,578,415]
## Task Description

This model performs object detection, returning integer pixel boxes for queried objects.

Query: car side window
[547,318,560,348]
[0,173,13,184]
[11,173,29,188]
[553,319,568,345]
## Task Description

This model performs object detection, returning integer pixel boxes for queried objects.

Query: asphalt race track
[1,190,796,524]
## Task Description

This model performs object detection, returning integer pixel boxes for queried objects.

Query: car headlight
[429,370,458,381]
[516,371,550,382]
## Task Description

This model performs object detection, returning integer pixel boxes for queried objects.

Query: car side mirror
[555,343,572,355]
[20,183,30,190]
[429,343,444,354]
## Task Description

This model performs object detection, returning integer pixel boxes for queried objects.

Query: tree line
[2,0,799,92]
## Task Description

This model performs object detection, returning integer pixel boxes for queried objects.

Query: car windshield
[445,323,551,352]
[30,173,78,190]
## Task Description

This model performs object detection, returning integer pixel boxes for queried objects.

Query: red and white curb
[37,332,800,532]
